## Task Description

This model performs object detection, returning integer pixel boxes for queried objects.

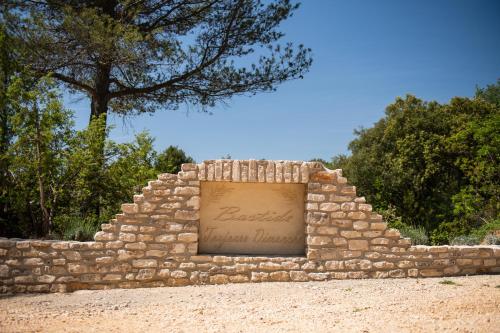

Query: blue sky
[66,0,500,162]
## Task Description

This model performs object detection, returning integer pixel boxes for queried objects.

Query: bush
[450,235,480,246]
[54,215,101,241]
[382,206,429,245]
[482,234,500,245]
[470,218,500,242]
[399,225,429,245]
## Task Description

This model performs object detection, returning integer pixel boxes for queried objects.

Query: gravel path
[1,275,499,333]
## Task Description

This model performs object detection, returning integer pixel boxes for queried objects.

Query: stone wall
[0,160,499,293]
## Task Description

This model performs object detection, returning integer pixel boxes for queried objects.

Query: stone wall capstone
[0,160,498,293]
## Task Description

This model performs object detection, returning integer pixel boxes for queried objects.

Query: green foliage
[10,1,312,119]
[382,206,429,245]
[450,235,481,246]
[331,81,500,244]
[0,76,194,238]
[55,215,100,242]
[156,146,195,174]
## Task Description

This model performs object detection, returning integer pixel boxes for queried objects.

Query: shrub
[399,225,429,245]
[450,235,480,246]
[383,207,429,245]
[482,234,500,245]
[54,215,101,241]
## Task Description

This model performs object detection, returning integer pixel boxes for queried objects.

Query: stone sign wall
[0,160,499,293]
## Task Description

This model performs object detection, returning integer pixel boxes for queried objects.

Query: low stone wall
[0,160,499,293]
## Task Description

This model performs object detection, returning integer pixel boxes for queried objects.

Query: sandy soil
[1,275,499,333]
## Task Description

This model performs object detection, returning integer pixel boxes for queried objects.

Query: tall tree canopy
[328,81,500,244]
[8,0,312,124]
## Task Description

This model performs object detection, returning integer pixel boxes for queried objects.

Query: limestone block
[341,202,356,211]
[213,256,233,264]
[102,274,122,281]
[315,226,338,235]
[306,203,318,211]
[170,243,186,254]
[229,275,249,283]
[186,196,200,209]
[332,237,348,246]
[177,233,198,243]
[484,259,496,266]
[340,231,362,239]
[96,257,113,265]
[371,238,389,245]
[363,231,383,238]
[137,234,154,242]
[16,241,31,250]
[136,268,155,280]
[0,265,9,277]
[306,212,330,225]
[299,163,309,183]
[174,186,200,196]
[179,171,197,180]
[259,262,283,271]
[270,271,289,281]
[53,258,66,266]
[330,195,352,202]
[23,258,44,266]
[174,210,199,221]
[320,203,340,212]
[14,276,35,283]
[283,161,292,183]
[132,259,157,268]
[248,160,257,182]
[321,184,337,192]
[121,203,139,214]
[370,223,387,231]
[258,164,266,182]
[125,242,147,250]
[292,164,300,183]
[160,202,181,210]
[145,250,168,258]
[388,269,405,278]
[307,236,331,246]
[348,240,369,251]
[265,161,275,183]
[94,232,116,241]
[419,269,443,277]
[347,212,367,219]
[251,272,269,282]
[373,261,395,269]
[210,274,229,284]
[62,251,81,261]
[67,263,88,274]
[307,194,325,202]
[105,241,124,249]
[325,261,344,270]
[275,162,283,183]
[357,204,372,212]
[331,219,352,228]
[385,229,401,238]
[119,233,136,242]
[308,273,328,281]
[353,221,369,231]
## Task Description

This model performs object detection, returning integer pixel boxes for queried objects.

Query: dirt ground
[0,275,499,333]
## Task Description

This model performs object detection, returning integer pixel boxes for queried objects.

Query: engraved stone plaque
[199,181,306,255]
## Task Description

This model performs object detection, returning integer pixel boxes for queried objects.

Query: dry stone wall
[0,160,499,293]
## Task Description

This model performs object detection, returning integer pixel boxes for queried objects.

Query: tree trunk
[33,105,51,236]
[87,63,111,218]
